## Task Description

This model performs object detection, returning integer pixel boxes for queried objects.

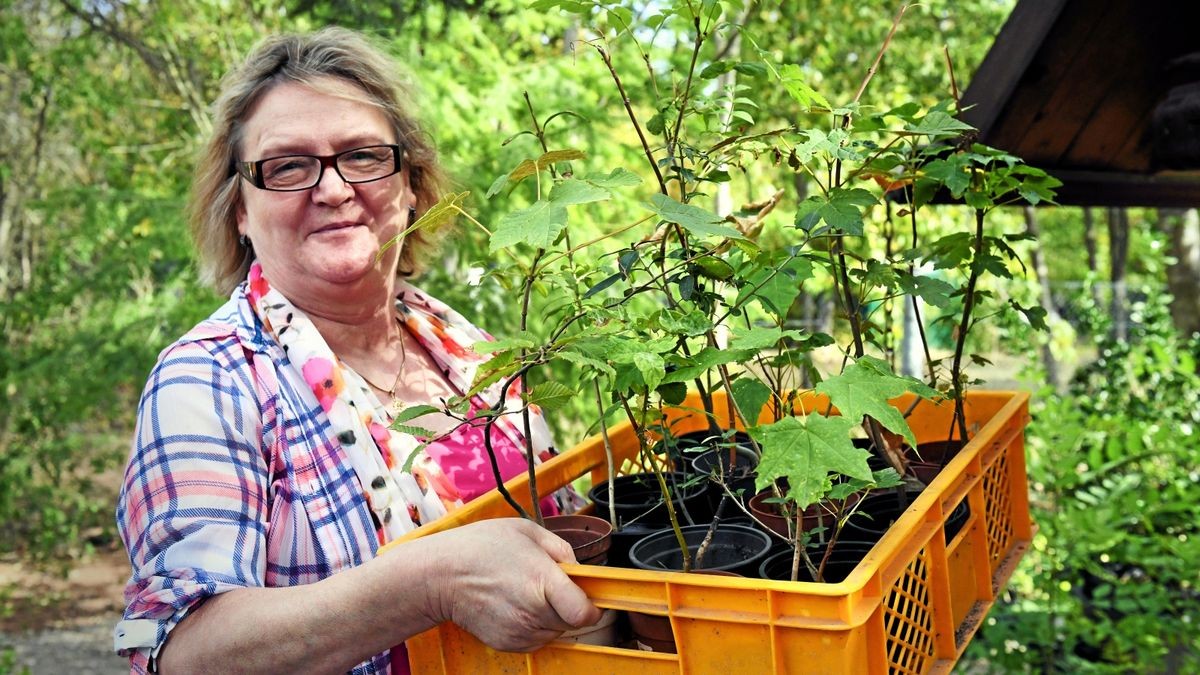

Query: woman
[115,27,598,674]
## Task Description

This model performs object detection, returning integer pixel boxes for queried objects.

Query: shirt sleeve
[114,337,270,671]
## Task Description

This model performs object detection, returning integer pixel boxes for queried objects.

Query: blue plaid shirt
[115,284,389,674]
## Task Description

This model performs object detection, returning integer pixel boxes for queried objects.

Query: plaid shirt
[116,286,390,674]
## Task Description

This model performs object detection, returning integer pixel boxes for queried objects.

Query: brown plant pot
[748,488,862,539]
[627,570,742,653]
[543,514,614,566]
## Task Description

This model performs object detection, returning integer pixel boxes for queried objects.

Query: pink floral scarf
[246,262,581,542]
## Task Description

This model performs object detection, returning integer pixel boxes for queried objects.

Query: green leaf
[489,201,567,252]
[897,274,955,309]
[509,149,586,181]
[778,63,830,110]
[391,423,436,438]
[727,326,789,351]
[794,195,823,231]
[751,415,870,510]
[1010,300,1049,331]
[906,111,975,139]
[699,60,768,79]
[656,309,713,337]
[392,404,442,424]
[730,377,772,426]
[525,382,575,411]
[632,351,666,391]
[583,272,621,299]
[922,155,972,198]
[486,173,510,198]
[409,191,468,233]
[814,357,938,447]
[656,381,688,406]
[735,256,813,319]
[818,187,877,235]
[558,348,616,379]
[646,193,744,240]
[582,168,643,189]
[926,232,974,270]
[660,346,756,384]
[471,335,536,354]
[549,178,612,206]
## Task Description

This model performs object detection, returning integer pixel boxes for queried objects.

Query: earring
[408,206,418,224]
[239,234,251,249]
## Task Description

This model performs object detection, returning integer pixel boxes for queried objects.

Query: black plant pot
[588,472,711,568]
[689,444,759,509]
[628,523,772,577]
[906,440,966,486]
[846,489,972,545]
[759,539,876,583]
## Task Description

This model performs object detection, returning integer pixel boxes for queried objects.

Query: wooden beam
[1045,169,1200,207]
[960,0,1070,136]
[888,169,1200,208]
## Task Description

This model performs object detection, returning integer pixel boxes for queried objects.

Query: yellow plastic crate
[389,390,1035,674]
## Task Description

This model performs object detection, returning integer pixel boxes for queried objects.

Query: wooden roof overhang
[959,0,1200,207]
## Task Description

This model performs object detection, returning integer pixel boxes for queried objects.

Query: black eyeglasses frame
[234,144,403,192]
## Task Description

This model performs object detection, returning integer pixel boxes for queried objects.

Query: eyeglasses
[235,144,403,192]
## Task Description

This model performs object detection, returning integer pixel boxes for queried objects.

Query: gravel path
[2,615,125,674]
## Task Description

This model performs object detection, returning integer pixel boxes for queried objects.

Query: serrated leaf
[508,149,586,182]
[583,168,643,189]
[549,178,612,206]
[489,201,567,252]
[817,187,877,235]
[632,351,666,391]
[751,415,870,510]
[730,377,772,426]
[906,111,975,139]
[728,326,789,351]
[898,274,955,309]
[383,192,468,258]
[794,195,823,231]
[735,256,814,319]
[778,63,830,110]
[558,348,616,379]
[525,382,575,411]
[814,358,937,447]
[392,404,443,424]
[391,423,436,438]
[472,335,537,355]
[646,193,744,239]
[660,346,756,384]
[656,309,712,336]
[699,60,769,79]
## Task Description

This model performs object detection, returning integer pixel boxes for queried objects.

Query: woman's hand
[408,518,602,652]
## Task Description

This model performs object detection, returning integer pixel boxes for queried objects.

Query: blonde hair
[189,27,448,295]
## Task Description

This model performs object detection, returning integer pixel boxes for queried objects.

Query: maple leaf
[751,415,870,510]
[814,356,938,448]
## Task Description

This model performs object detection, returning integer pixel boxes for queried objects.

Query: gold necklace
[355,324,408,399]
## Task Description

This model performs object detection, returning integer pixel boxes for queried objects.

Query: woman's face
[236,79,414,308]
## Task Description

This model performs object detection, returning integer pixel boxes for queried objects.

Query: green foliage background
[1,0,1196,671]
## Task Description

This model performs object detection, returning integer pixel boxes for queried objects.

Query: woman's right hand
[402,518,602,652]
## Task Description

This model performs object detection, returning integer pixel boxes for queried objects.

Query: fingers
[430,518,599,651]
[542,565,602,629]
[522,521,577,565]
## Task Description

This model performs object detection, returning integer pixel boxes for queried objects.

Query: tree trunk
[1024,207,1061,389]
[1159,208,1200,337]
[1082,206,1102,308]
[1107,207,1130,342]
